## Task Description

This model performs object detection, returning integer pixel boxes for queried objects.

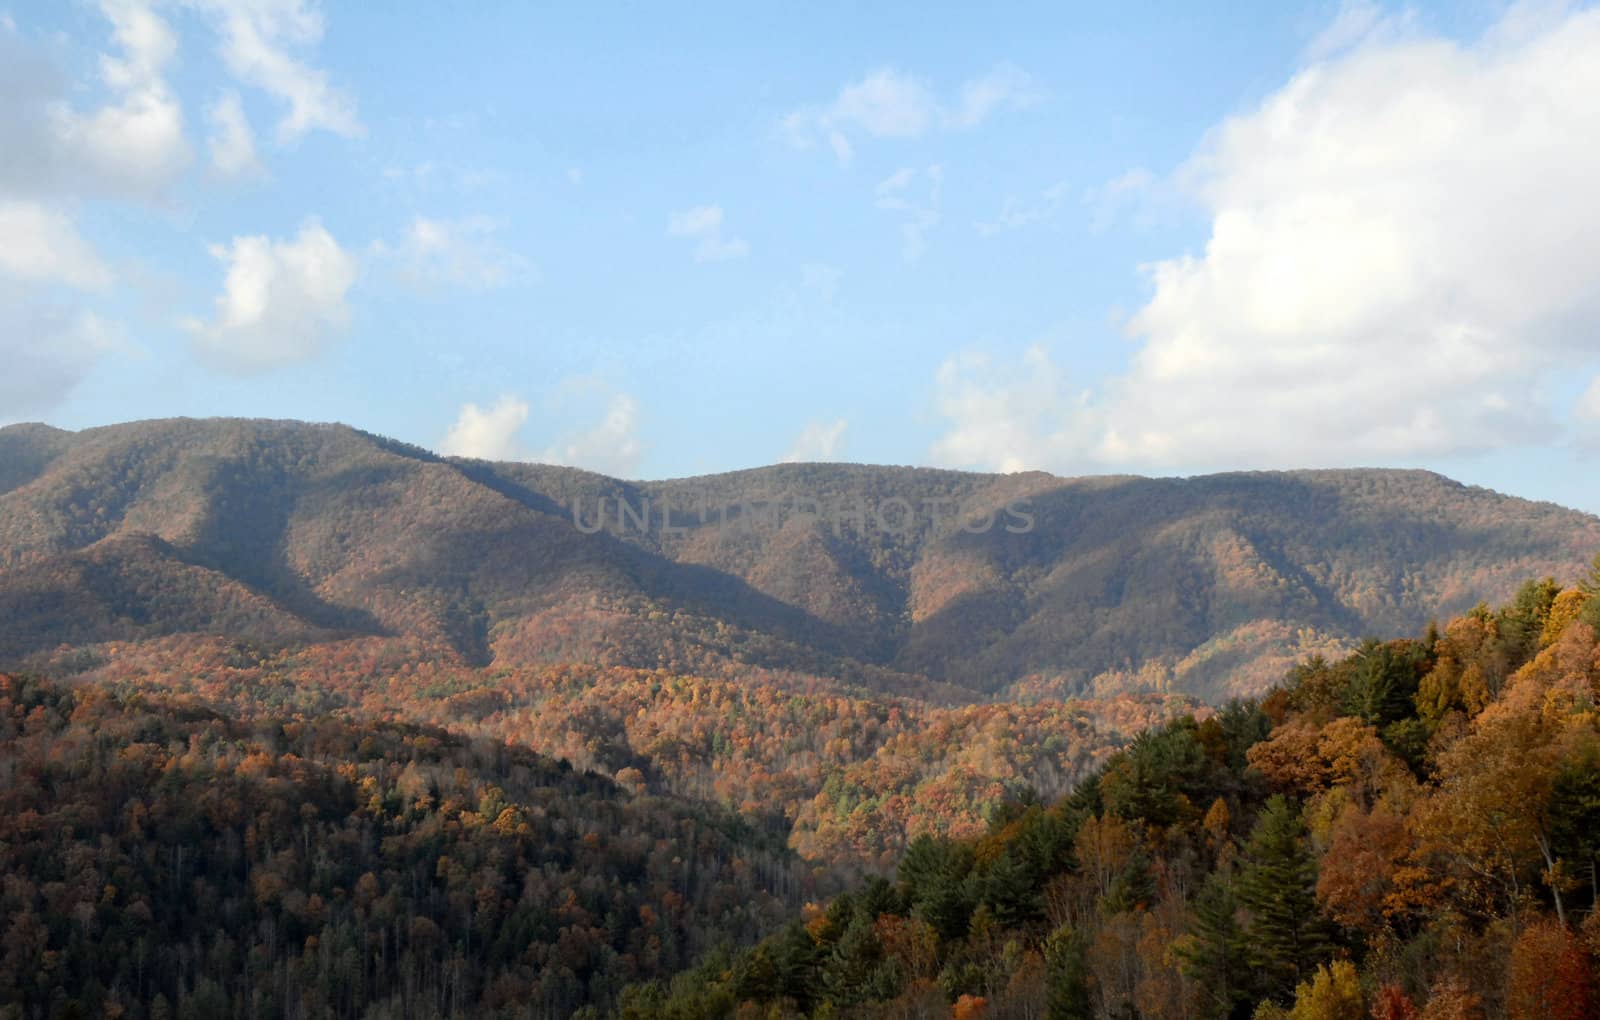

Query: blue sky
[6,1,1600,512]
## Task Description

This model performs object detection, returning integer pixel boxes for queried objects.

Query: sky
[5,1,1600,512]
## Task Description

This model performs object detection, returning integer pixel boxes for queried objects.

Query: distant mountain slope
[2,417,1596,699]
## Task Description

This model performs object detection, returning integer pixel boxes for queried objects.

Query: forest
[5,572,1600,1017]
[609,576,1600,1019]
[0,673,810,1018]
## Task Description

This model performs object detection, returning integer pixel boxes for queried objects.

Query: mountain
[3,417,1598,701]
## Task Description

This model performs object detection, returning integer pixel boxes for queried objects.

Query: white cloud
[540,390,643,478]
[931,347,1095,473]
[0,201,115,289]
[186,218,358,372]
[1082,167,1156,231]
[192,0,362,141]
[438,395,530,460]
[50,0,191,196]
[205,89,263,177]
[668,204,749,262]
[0,291,124,421]
[781,418,848,463]
[1577,376,1600,425]
[374,215,532,292]
[934,6,1600,474]
[782,64,1038,164]
[875,165,941,261]
[1101,5,1600,468]
[947,63,1041,129]
[1304,0,1416,61]
[440,384,644,474]
[976,180,1071,236]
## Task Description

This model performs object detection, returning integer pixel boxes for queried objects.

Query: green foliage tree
[1341,639,1429,728]
[1236,796,1336,1002]
[1177,871,1254,1020]
[1043,925,1093,1020]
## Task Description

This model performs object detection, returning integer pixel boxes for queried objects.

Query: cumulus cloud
[0,201,115,289]
[49,0,191,196]
[0,30,69,197]
[1576,376,1600,426]
[205,89,263,177]
[373,215,533,292]
[192,0,362,141]
[931,347,1096,473]
[668,205,749,262]
[781,418,848,463]
[1304,0,1415,61]
[186,219,358,372]
[1102,5,1600,468]
[0,290,124,421]
[539,385,643,477]
[934,5,1600,473]
[438,396,530,460]
[875,165,942,261]
[782,64,1038,164]
[439,385,644,475]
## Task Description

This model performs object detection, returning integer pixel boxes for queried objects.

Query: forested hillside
[3,418,1598,701]
[33,635,1195,873]
[617,576,1600,1019]
[0,674,808,1018]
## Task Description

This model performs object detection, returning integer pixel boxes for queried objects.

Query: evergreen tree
[1043,925,1093,1020]
[1236,796,1335,1003]
[1548,742,1600,911]
[1341,640,1428,727]
[1177,871,1254,1020]
[1101,843,1156,915]
[1579,551,1600,597]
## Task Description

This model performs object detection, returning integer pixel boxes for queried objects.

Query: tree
[1578,552,1600,598]
[1548,741,1600,913]
[1417,978,1481,1020]
[1371,985,1419,1020]
[1341,640,1428,728]
[1541,589,1588,648]
[1043,925,1092,1020]
[1236,797,1335,1002]
[1506,918,1595,1020]
[1285,961,1364,1020]
[1497,578,1562,663]
[1175,871,1253,1019]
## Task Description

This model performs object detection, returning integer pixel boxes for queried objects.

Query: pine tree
[1043,925,1093,1020]
[1177,871,1253,1020]
[1579,551,1600,597]
[1236,796,1335,1003]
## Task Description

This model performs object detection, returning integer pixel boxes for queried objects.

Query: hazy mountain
[2,417,1596,700]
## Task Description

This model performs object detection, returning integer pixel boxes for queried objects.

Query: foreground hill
[0,673,807,1018]
[619,579,1600,1019]
[2,417,1597,700]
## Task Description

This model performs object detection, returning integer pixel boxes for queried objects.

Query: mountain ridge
[3,416,1597,701]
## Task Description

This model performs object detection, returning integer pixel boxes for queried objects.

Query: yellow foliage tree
[1286,960,1365,1020]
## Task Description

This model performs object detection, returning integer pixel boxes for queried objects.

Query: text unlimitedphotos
[571,493,1035,536]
